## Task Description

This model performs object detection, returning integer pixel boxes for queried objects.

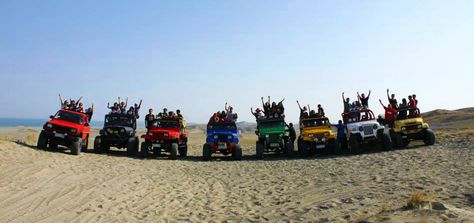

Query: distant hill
[423,107,474,129]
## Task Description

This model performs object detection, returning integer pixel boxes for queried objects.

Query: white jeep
[342,109,392,153]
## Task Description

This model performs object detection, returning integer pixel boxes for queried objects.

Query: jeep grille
[52,125,71,133]
[363,126,374,135]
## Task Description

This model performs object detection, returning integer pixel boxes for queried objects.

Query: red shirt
[384,107,397,121]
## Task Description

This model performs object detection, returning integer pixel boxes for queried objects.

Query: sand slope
[0,128,473,222]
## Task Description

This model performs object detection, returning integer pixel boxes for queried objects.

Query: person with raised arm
[379,99,397,127]
[225,102,235,122]
[296,100,308,118]
[58,94,70,109]
[386,89,398,109]
[134,99,142,118]
[342,92,351,112]
[357,90,371,108]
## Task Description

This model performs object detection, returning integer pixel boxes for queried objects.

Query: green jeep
[255,118,294,159]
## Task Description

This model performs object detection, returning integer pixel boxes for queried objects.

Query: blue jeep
[202,121,243,161]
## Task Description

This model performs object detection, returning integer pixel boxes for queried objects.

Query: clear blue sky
[1,0,473,123]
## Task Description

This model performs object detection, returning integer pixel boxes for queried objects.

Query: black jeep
[94,113,139,156]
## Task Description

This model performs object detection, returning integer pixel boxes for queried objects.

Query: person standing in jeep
[358,90,371,108]
[342,92,351,112]
[145,109,155,127]
[387,89,398,109]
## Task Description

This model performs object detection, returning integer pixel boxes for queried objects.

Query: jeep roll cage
[104,113,136,129]
[342,109,376,124]
[396,107,421,120]
[300,117,330,128]
[207,122,237,130]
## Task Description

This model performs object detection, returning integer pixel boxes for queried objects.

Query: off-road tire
[232,144,243,160]
[256,142,264,160]
[423,129,435,146]
[202,144,211,161]
[390,131,403,148]
[329,138,340,155]
[140,142,150,158]
[71,138,82,155]
[81,135,89,153]
[299,141,310,157]
[349,134,360,154]
[179,144,188,157]
[37,131,48,150]
[94,136,103,153]
[170,143,178,160]
[126,137,138,157]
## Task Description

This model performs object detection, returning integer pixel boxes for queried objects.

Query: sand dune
[0,127,472,222]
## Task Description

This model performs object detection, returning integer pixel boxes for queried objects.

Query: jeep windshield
[207,122,236,130]
[343,110,375,124]
[302,119,329,127]
[259,121,285,128]
[151,120,179,128]
[105,115,135,127]
[54,111,83,124]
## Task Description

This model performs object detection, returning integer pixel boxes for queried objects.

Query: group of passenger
[209,103,238,123]
[58,94,94,120]
[379,89,420,127]
[296,100,325,119]
[107,97,142,118]
[251,96,285,120]
[342,90,372,113]
[145,108,185,127]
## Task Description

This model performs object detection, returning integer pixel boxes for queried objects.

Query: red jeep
[37,109,91,155]
[140,117,188,160]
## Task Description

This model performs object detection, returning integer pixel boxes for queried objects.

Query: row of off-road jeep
[38,106,435,159]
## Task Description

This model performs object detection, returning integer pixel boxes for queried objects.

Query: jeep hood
[258,126,285,135]
[47,119,84,130]
[149,129,180,136]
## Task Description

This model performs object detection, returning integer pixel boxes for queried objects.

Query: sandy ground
[0,127,473,222]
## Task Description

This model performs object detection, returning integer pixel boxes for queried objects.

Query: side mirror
[50,115,54,119]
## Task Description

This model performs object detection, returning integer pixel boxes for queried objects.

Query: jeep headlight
[70,128,77,133]
[417,124,422,129]
[323,132,329,137]
[373,124,378,129]
[279,134,283,137]
[401,127,406,131]
[120,129,125,133]
[321,138,326,142]
[359,127,364,131]
[214,135,218,139]
[164,132,169,137]
[227,135,232,139]
[265,134,270,138]
[147,132,153,136]
[46,124,53,128]
[308,134,315,138]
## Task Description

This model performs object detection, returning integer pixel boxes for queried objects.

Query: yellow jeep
[390,107,435,147]
[297,116,339,156]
